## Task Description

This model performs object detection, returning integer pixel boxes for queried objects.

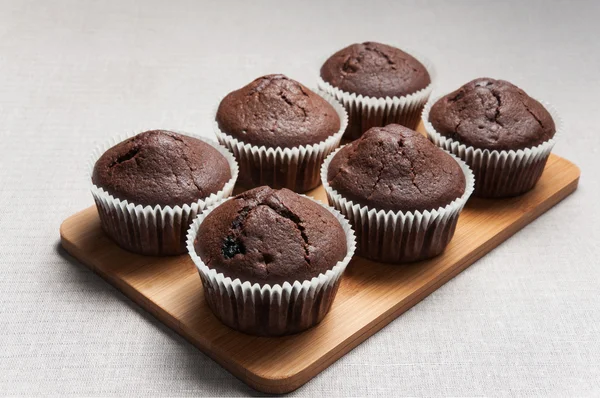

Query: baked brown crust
[216,74,340,148]
[195,186,347,285]
[327,124,465,212]
[429,78,556,151]
[92,130,231,207]
[320,42,431,98]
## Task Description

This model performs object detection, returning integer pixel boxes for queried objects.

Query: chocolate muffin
[424,78,559,198]
[195,186,347,285]
[93,130,231,207]
[323,124,472,263]
[215,74,346,193]
[429,78,556,151]
[216,74,340,148]
[327,124,465,212]
[189,186,353,336]
[320,42,431,98]
[91,130,236,255]
[318,42,434,139]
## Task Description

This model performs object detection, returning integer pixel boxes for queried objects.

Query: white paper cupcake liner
[213,91,348,193]
[89,131,239,256]
[186,196,356,336]
[422,96,561,198]
[317,50,435,140]
[321,145,474,263]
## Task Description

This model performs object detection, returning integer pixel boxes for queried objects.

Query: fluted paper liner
[317,51,435,140]
[422,96,561,198]
[186,196,356,336]
[213,91,348,193]
[89,131,239,256]
[321,146,474,263]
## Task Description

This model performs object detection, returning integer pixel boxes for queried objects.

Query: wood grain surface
[60,153,580,394]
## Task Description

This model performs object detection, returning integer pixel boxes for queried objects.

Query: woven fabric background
[1,0,599,396]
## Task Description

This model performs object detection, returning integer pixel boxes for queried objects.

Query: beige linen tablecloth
[1,0,598,396]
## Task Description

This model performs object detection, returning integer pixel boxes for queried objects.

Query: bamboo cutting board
[60,152,580,394]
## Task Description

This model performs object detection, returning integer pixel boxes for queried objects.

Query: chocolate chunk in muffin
[216,74,341,148]
[320,42,431,98]
[327,124,465,212]
[429,78,556,151]
[195,186,347,285]
[92,130,231,207]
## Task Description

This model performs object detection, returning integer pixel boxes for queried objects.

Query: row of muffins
[89,41,559,336]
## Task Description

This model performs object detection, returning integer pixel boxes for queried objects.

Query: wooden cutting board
[60,149,580,394]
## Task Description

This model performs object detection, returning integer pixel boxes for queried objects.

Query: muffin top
[327,124,466,213]
[194,186,347,285]
[216,74,341,148]
[92,130,232,207]
[429,78,556,151]
[320,42,431,98]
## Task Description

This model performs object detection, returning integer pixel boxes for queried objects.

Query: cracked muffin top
[320,42,431,98]
[327,124,465,213]
[194,186,347,285]
[216,74,341,148]
[92,130,231,207]
[429,78,556,151]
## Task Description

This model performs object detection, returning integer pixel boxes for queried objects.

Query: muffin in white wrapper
[321,145,474,263]
[423,96,561,198]
[186,196,356,336]
[214,91,348,193]
[90,131,239,256]
[317,52,435,141]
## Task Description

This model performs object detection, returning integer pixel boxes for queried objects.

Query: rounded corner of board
[243,368,311,395]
